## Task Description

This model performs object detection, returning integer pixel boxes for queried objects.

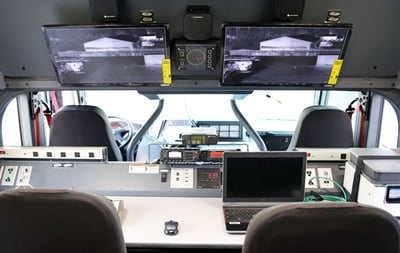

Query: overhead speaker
[90,0,119,23]
[183,6,213,41]
[273,0,305,22]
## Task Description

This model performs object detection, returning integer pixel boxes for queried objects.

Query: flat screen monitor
[223,151,306,202]
[43,24,168,85]
[221,24,352,86]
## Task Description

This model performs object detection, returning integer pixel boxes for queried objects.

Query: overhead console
[41,22,352,89]
[170,6,221,80]
[3,0,400,83]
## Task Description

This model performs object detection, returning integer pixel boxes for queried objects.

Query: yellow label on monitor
[162,58,172,84]
[328,59,343,85]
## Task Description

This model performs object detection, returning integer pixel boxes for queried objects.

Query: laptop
[222,151,306,233]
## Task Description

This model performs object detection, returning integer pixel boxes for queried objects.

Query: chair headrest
[49,105,123,161]
[0,188,126,253]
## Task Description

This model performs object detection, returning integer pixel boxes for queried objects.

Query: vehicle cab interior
[1,0,400,252]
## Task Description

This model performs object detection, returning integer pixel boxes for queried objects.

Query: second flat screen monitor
[222,24,351,86]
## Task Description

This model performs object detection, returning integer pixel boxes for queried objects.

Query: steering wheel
[108,116,135,149]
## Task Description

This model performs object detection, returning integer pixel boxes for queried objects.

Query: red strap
[44,114,52,126]
[34,114,40,146]
[50,91,60,112]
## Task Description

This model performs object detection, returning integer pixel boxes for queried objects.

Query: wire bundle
[303,176,347,202]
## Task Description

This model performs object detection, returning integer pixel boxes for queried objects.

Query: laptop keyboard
[224,207,264,222]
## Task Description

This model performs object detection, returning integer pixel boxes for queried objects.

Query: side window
[1,98,21,146]
[238,90,316,132]
[326,91,366,147]
[325,91,362,111]
[379,100,399,148]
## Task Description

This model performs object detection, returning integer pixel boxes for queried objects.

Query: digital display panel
[173,40,220,78]
[222,24,352,86]
[386,186,400,203]
[43,25,168,85]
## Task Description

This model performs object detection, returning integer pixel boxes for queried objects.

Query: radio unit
[160,148,225,165]
[181,134,218,145]
[180,127,218,145]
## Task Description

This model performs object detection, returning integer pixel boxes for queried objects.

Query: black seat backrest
[287,105,354,150]
[0,188,127,253]
[243,202,400,253]
[49,105,123,161]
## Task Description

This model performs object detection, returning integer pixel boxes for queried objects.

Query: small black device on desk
[164,220,179,235]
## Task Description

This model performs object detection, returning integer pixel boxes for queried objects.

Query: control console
[172,40,220,78]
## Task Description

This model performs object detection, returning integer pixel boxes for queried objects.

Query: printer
[343,148,400,217]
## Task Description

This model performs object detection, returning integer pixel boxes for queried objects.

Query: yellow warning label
[328,59,343,85]
[162,58,172,84]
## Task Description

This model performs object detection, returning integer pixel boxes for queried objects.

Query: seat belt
[40,100,52,126]
[345,98,358,119]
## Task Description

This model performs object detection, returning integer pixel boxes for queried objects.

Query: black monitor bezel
[42,23,170,86]
[220,23,352,87]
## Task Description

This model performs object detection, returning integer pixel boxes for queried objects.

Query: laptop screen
[223,151,306,202]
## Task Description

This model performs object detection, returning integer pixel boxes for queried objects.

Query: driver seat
[49,105,123,161]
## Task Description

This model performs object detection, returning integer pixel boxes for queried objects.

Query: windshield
[85,90,322,148]
[84,90,318,143]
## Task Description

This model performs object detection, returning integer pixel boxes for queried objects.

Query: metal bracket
[0,70,5,90]
[29,92,41,120]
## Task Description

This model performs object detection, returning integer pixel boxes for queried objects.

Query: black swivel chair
[287,105,354,150]
[243,202,400,253]
[0,188,127,253]
[49,105,123,161]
